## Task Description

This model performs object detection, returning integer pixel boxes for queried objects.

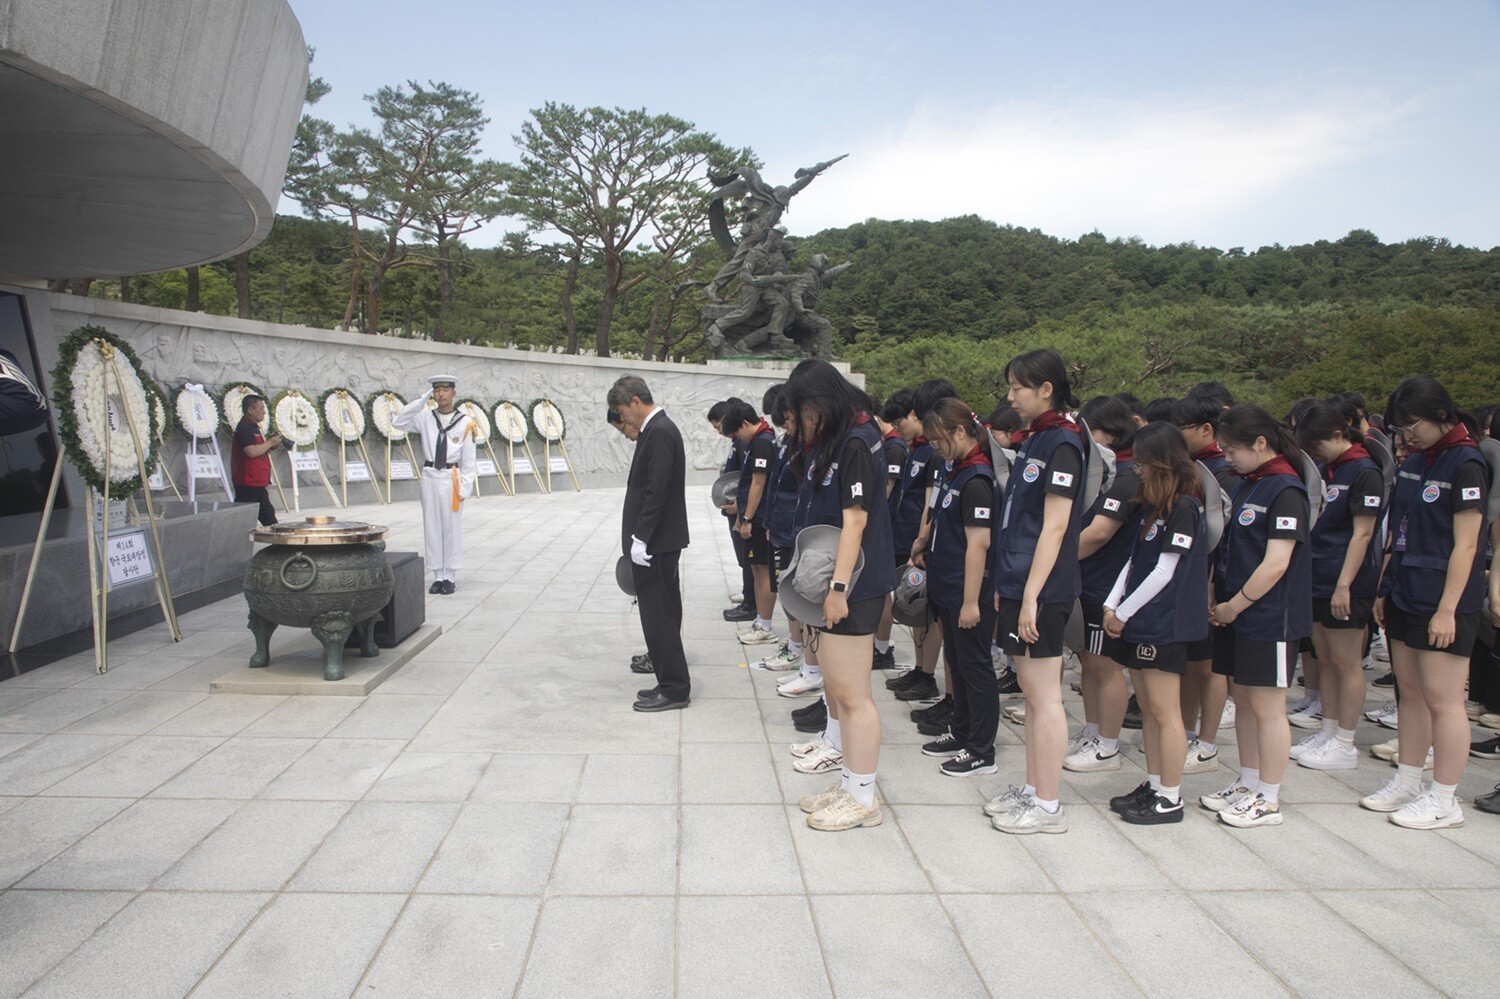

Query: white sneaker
[1364,698,1396,723]
[1063,735,1122,772]
[1200,781,1252,812]
[1289,731,1328,760]
[991,797,1068,834]
[1399,746,1436,771]
[1183,739,1220,774]
[806,789,883,831]
[1288,699,1324,729]
[1299,738,1359,771]
[1360,775,1418,812]
[1371,737,1400,761]
[1002,702,1027,724]
[1287,692,1315,714]
[1220,699,1236,727]
[738,624,781,645]
[983,784,1029,816]
[1067,729,1091,756]
[1371,632,1390,663]
[792,741,843,774]
[1376,707,1399,730]
[1390,790,1464,829]
[777,674,824,698]
[754,643,802,671]
[790,736,830,759]
[1219,793,1283,828]
[1467,701,1486,721]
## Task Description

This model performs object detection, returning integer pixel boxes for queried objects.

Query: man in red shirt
[232,394,283,525]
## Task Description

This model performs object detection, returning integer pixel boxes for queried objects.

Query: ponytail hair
[922,397,984,444]
[1005,349,1079,412]
[1295,402,1363,452]
[1218,404,1304,466]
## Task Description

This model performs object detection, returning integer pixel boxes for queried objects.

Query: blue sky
[285,0,1499,250]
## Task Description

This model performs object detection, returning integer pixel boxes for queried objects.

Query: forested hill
[89,215,1498,413]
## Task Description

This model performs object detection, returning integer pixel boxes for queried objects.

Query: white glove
[630,535,652,567]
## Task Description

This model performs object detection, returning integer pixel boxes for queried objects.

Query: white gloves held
[630,535,652,567]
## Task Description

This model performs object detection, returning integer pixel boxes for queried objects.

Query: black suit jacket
[622,409,690,555]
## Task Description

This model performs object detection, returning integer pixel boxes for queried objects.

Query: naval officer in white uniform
[392,374,477,594]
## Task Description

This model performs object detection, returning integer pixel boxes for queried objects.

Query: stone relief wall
[21,291,862,498]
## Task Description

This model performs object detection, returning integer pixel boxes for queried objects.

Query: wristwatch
[830,580,848,593]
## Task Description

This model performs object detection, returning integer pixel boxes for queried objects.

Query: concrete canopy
[0,0,308,279]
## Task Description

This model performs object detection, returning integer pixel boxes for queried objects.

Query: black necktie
[434,410,460,467]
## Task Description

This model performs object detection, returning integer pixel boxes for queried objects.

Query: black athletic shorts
[731,529,750,568]
[997,599,1072,660]
[1211,628,1299,688]
[1114,640,1187,675]
[1313,596,1375,631]
[771,544,793,592]
[742,525,771,567]
[1186,637,1214,663]
[1080,599,1124,660]
[817,595,884,637]
[1384,600,1483,658]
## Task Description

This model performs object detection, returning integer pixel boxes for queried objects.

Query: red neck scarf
[1014,409,1079,447]
[1420,422,1477,467]
[883,427,903,441]
[1192,443,1227,463]
[854,412,871,426]
[1324,442,1370,480]
[752,419,773,438]
[1113,448,1134,465]
[1245,454,1298,482]
[912,435,928,448]
[946,443,992,482]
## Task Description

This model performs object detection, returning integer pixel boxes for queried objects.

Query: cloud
[780,90,1409,247]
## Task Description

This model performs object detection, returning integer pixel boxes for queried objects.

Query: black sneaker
[1476,784,1500,815]
[1119,791,1185,825]
[1109,781,1155,815]
[723,603,755,622]
[792,698,827,733]
[921,734,964,757]
[894,673,940,701]
[428,580,443,594]
[911,694,954,724]
[1472,736,1500,760]
[885,668,928,691]
[629,653,654,674]
[790,694,827,720]
[1121,694,1143,730]
[997,669,1022,699]
[940,749,997,777]
[916,716,951,737]
[872,647,897,671]
[1373,671,1395,688]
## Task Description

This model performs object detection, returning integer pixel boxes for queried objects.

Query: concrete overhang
[0,0,307,279]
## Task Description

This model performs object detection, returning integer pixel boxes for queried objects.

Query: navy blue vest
[1386,446,1487,615]
[993,425,1086,605]
[1310,455,1383,599]
[1079,460,1138,601]
[764,437,800,548]
[892,440,935,555]
[735,427,776,522]
[1216,471,1312,640]
[927,460,998,609]
[793,421,897,603]
[1120,496,1211,646]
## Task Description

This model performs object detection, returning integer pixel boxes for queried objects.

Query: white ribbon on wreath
[180,384,232,501]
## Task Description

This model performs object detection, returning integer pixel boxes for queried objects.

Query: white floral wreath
[174,386,220,440]
[367,391,409,442]
[68,338,155,487]
[271,389,321,450]
[221,382,267,432]
[456,398,491,444]
[493,401,529,445]
[322,388,366,443]
[531,399,566,442]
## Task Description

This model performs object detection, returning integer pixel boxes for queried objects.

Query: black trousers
[234,484,278,526]
[633,549,690,702]
[937,596,1001,761]
[729,520,753,600]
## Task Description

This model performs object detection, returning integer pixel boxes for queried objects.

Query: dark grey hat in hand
[778,524,866,629]
[892,562,929,627]
[616,555,637,596]
[711,472,738,508]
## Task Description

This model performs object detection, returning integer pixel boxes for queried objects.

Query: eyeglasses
[1390,418,1427,437]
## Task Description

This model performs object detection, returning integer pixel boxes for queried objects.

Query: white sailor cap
[428,374,458,388]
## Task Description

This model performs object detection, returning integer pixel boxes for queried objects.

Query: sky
[284,0,1500,251]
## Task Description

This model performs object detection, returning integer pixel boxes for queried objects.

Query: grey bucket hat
[777,525,866,629]
[711,472,738,508]
[892,562,929,627]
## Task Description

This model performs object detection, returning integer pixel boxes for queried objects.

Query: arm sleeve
[883,440,907,481]
[1164,500,1199,554]
[634,431,672,545]
[840,439,880,511]
[747,436,776,475]
[960,476,997,527]
[1115,552,1182,622]
[233,423,258,452]
[390,390,432,432]
[1104,561,1131,610]
[1452,461,1489,513]
[1043,445,1083,499]
[1267,488,1310,541]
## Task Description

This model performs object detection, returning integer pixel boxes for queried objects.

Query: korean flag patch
[1102,497,1121,512]
[1051,471,1074,488]
[888,464,901,475]
[975,506,991,520]
[1275,516,1297,531]
[850,482,863,498]
[754,458,767,468]
[1171,532,1192,549]
[1462,486,1482,501]
[1363,494,1381,507]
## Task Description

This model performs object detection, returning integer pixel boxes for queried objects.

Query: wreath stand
[150,421,183,501]
[381,436,420,504]
[515,436,549,493]
[481,438,514,496]
[283,447,341,512]
[182,388,233,503]
[9,345,181,670]
[335,431,382,507]
[542,435,582,493]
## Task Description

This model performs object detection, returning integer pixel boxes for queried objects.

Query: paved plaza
[1,484,1499,997]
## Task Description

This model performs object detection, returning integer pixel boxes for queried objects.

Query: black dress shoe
[634,691,689,712]
[723,604,755,622]
[637,687,659,699]
[630,654,655,674]
[428,581,443,594]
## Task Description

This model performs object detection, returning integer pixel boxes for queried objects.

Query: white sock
[1159,784,1181,803]
[875,639,891,654]
[1097,737,1119,755]
[1033,796,1060,813]
[786,639,804,657]
[1148,773,1162,792]
[754,616,769,631]
[847,770,877,808]
[824,717,842,752]
[1240,767,1260,790]
[1198,740,1217,755]
[1023,783,1037,798]
[1320,717,1338,740]
[1335,727,1356,746]
[802,664,822,681]
[1081,722,1099,741]
[1186,730,1198,743]
[1258,781,1281,804]
[1431,780,1458,810]
[1396,763,1423,793]
[839,767,852,792]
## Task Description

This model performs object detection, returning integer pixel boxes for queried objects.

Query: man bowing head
[609,375,691,711]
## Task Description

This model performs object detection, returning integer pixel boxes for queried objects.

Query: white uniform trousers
[419,466,462,581]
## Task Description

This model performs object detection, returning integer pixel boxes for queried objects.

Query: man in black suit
[608,375,691,711]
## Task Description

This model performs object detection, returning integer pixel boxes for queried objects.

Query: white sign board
[148,464,167,491]
[104,529,155,586]
[513,457,533,475]
[476,459,497,476]
[389,459,416,481]
[345,461,371,482]
[93,498,129,530]
[291,450,322,472]
[549,457,569,473]
[190,454,224,479]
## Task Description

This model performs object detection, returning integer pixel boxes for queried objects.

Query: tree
[411,156,506,341]
[502,104,752,357]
